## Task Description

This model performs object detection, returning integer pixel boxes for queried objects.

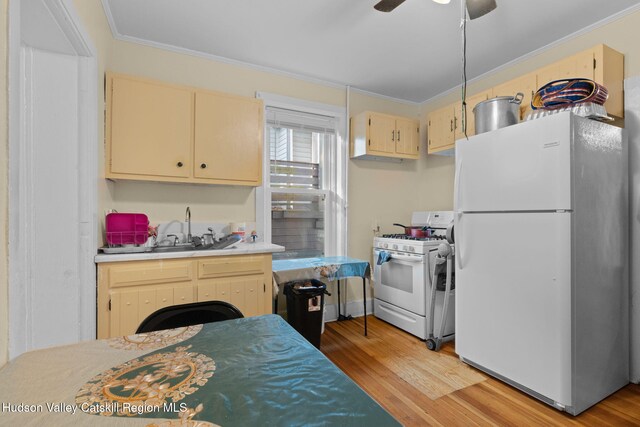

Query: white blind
[265,106,337,134]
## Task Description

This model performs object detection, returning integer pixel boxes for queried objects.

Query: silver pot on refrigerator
[473,93,524,135]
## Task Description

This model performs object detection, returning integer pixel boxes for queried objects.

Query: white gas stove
[372,211,455,340]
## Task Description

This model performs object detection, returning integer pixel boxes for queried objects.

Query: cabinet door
[536,63,561,88]
[197,276,265,317]
[455,91,489,139]
[562,50,595,80]
[243,277,262,318]
[229,279,246,312]
[537,50,594,88]
[156,288,174,310]
[593,44,624,119]
[428,105,454,153]
[493,73,538,120]
[215,280,231,301]
[194,91,263,184]
[198,280,218,302]
[229,276,263,317]
[138,289,158,323]
[111,289,140,337]
[368,113,396,154]
[173,285,194,306]
[109,75,193,178]
[395,118,419,157]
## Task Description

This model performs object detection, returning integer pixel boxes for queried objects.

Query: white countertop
[94,242,285,263]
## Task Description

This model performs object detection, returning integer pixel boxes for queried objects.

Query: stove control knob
[383,243,388,249]
[408,246,414,252]
[393,244,398,250]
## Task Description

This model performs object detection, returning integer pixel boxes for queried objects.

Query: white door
[22,49,82,349]
[455,113,572,213]
[9,0,97,358]
[373,250,427,316]
[455,211,572,407]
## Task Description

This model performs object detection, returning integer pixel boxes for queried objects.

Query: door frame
[8,0,98,358]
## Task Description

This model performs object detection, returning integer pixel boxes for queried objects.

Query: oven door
[373,249,427,316]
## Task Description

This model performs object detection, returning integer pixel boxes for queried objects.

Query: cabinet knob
[205,293,209,297]
[180,297,185,301]
[145,300,149,304]
[162,298,167,302]
[177,161,183,168]
[200,163,207,169]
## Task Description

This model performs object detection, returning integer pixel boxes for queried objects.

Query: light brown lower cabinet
[97,254,273,339]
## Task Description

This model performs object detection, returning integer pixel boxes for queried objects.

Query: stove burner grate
[380,234,447,241]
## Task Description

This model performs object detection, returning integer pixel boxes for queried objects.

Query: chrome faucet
[185,206,192,243]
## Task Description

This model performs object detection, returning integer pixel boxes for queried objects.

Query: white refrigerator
[624,76,640,384]
[454,112,629,415]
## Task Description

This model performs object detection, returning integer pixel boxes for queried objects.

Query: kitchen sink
[152,244,197,253]
[151,234,242,253]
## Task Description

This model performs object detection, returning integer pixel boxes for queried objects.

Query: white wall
[0,0,9,367]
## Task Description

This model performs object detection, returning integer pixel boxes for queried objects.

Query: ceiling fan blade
[374,0,406,12]
[466,0,497,20]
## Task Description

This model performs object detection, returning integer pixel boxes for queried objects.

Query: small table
[272,256,371,336]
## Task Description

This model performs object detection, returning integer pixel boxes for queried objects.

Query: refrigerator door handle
[455,212,464,270]
[454,160,463,212]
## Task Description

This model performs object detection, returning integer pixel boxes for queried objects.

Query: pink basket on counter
[105,213,149,246]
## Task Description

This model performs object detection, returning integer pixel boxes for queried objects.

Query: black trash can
[283,279,329,349]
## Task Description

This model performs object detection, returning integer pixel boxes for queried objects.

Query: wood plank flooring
[321,316,640,426]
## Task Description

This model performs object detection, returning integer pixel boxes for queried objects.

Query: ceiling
[102,0,640,103]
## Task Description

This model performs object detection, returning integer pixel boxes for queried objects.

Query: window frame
[256,92,348,258]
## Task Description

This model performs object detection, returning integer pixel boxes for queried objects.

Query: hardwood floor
[321,316,640,426]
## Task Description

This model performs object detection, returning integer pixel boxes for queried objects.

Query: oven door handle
[388,253,424,263]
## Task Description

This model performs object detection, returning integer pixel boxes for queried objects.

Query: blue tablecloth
[272,256,371,285]
[0,315,398,426]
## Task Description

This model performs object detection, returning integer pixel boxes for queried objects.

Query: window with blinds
[266,107,337,260]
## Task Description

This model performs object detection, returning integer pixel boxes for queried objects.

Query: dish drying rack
[102,213,152,254]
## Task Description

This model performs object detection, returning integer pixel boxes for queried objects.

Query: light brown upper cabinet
[194,91,263,183]
[351,111,419,160]
[427,90,490,154]
[395,117,420,156]
[528,44,623,119]
[428,44,624,155]
[427,105,455,153]
[106,72,264,186]
[108,75,193,178]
